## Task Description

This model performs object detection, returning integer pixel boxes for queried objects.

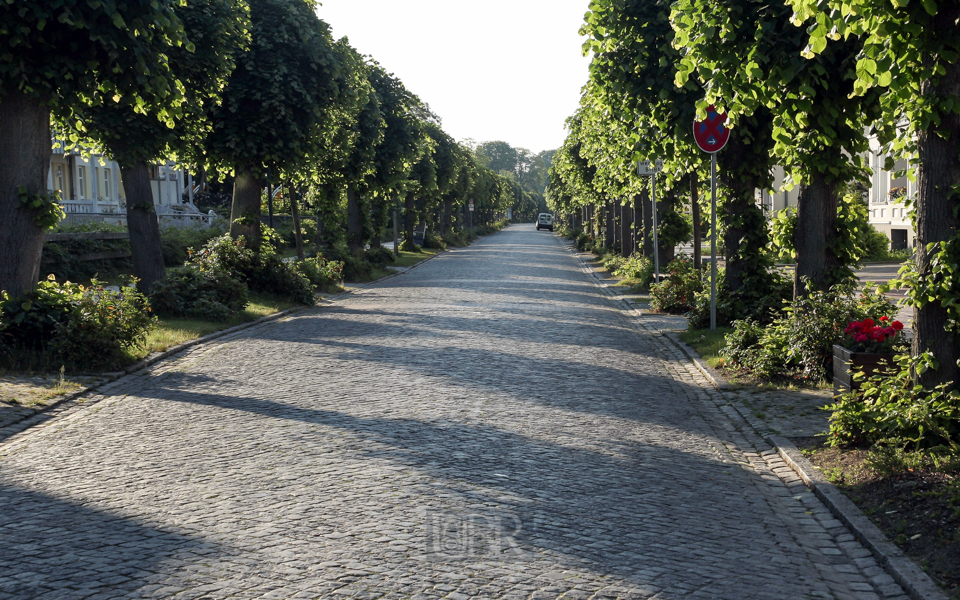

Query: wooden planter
[832,344,897,395]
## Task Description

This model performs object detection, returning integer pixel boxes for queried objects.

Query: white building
[761,143,916,250]
[48,142,192,225]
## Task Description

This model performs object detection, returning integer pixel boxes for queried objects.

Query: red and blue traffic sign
[693,105,730,153]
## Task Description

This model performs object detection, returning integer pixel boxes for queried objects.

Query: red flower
[892,321,904,331]
[880,316,889,322]
[871,330,886,342]
[863,318,875,328]
[856,334,869,343]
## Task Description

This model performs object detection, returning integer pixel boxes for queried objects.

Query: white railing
[60,200,95,214]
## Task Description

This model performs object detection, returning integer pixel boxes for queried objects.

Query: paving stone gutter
[573,244,947,600]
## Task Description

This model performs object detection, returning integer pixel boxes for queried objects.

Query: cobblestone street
[0,226,907,600]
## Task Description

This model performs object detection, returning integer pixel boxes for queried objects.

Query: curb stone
[0,303,312,444]
[769,435,949,600]
[567,241,943,600]
[661,330,736,390]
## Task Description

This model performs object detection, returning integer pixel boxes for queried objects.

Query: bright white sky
[316,0,593,154]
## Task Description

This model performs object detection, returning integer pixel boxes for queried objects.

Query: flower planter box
[832,344,897,395]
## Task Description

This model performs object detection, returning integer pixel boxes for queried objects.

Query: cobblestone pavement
[0,226,908,600]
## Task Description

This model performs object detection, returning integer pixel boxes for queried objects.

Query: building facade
[761,142,916,250]
[49,142,189,225]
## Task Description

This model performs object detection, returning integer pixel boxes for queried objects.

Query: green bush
[148,266,249,321]
[442,231,471,247]
[364,247,396,268]
[422,232,447,250]
[861,224,892,261]
[293,255,344,292]
[607,253,654,289]
[687,268,793,329]
[42,222,132,282]
[576,232,593,251]
[651,257,701,313]
[188,234,315,305]
[0,275,155,370]
[400,238,422,253]
[321,245,372,282]
[274,220,318,249]
[827,353,960,450]
[160,223,228,267]
[720,282,899,381]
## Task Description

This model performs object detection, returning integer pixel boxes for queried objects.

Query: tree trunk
[123,162,166,293]
[913,7,960,388]
[0,90,49,296]
[612,201,620,252]
[403,192,415,245]
[658,189,676,267]
[632,195,642,254]
[604,200,615,250]
[290,183,305,260]
[691,173,702,270]
[442,198,453,235]
[793,172,842,298]
[229,171,262,249]
[718,130,771,299]
[620,201,632,256]
[346,184,363,256]
[641,190,654,258]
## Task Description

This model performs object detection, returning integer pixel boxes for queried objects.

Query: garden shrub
[687,268,793,329]
[861,224,892,261]
[0,275,155,371]
[293,255,344,292]
[442,231,470,247]
[322,245,372,282]
[651,257,701,313]
[607,253,654,289]
[400,238,421,253]
[188,234,315,305]
[422,232,447,250]
[160,223,227,267]
[148,266,248,321]
[719,282,898,381]
[275,220,317,250]
[827,353,960,450]
[576,232,593,251]
[364,247,395,268]
[42,222,132,282]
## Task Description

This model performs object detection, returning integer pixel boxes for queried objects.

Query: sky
[316,0,593,155]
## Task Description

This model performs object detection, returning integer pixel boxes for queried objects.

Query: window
[78,166,86,199]
[103,169,112,199]
[880,209,885,218]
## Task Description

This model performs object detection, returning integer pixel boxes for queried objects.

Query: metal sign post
[693,105,730,332]
[710,154,718,332]
[637,159,664,283]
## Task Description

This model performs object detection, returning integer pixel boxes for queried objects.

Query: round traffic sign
[693,105,730,153]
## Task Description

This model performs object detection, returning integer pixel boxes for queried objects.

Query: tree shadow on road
[0,484,207,599]
[122,370,818,598]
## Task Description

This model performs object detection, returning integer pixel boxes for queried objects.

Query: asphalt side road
[0,225,907,600]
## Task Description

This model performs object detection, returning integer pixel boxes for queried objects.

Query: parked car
[536,213,554,232]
